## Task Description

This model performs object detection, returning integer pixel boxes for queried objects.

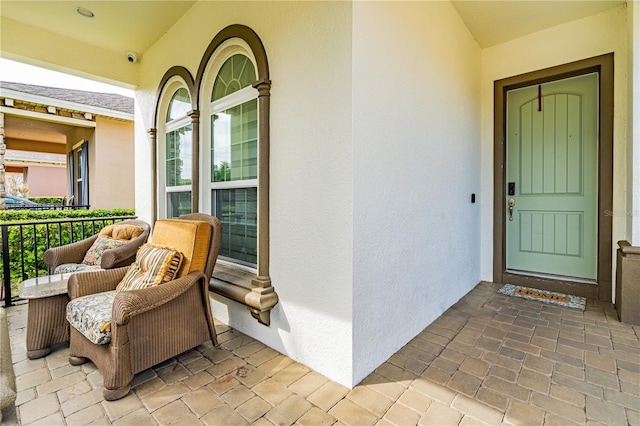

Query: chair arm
[68,267,129,299]
[43,235,98,269]
[112,272,205,326]
[100,244,140,269]
[100,221,150,269]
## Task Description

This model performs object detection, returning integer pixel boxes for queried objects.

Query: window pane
[167,191,191,218]
[213,187,257,266]
[211,99,257,182]
[212,54,257,101]
[166,124,192,186]
[76,150,82,179]
[166,88,191,122]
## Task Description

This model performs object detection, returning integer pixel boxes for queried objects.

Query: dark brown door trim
[493,53,614,301]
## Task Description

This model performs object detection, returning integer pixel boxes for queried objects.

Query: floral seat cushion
[82,236,128,266]
[54,263,101,274]
[66,291,117,345]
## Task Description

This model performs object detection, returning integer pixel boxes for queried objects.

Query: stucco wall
[91,117,134,209]
[628,0,640,246]
[479,5,629,297]
[135,1,354,386]
[351,1,482,385]
[26,165,66,196]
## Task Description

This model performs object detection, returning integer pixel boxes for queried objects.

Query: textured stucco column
[629,0,640,245]
[0,112,5,210]
[616,241,640,325]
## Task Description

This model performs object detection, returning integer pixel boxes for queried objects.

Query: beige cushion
[116,243,183,291]
[82,236,127,266]
[99,224,144,241]
[151,219,212,277]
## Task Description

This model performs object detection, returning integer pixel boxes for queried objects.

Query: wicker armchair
[44,219,151,273]
[66,214,222,400]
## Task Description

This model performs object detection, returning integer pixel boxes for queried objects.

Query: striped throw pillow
[116,243,183,291]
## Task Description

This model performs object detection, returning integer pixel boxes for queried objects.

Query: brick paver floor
[4,281,639,425]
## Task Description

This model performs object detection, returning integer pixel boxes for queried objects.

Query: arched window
[161,85,193,217]
[207,53,258,267]
[196,25,275,325]
[152,26,276,325]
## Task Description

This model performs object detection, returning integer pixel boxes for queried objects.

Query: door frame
[493,53,614,301]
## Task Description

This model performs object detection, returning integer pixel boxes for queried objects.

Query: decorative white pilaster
[629,0,640,245]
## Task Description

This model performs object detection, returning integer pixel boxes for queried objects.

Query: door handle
[508,198,515,221]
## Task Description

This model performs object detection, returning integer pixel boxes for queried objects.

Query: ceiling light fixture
[75,7,95,18]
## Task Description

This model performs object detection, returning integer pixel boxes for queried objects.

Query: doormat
[498,284,586,310]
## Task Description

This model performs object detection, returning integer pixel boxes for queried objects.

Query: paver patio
[3,281,639,425]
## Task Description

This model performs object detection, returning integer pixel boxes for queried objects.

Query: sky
[0,58,134,97]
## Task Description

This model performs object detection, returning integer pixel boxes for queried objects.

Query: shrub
[0,209,135,223]
[28,196,66,205]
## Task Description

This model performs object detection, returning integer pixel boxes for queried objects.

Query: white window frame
[209,86,259,192]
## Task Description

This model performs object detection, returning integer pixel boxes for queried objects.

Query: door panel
[518,211,582,256]
[506,73,597,280]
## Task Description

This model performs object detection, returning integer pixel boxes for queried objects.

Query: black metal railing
[6,204,91,211]
[1,216,135,307]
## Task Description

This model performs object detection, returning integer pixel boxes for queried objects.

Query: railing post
[2,224,12,307]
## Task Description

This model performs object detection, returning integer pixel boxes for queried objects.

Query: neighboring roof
[0,81,133,115]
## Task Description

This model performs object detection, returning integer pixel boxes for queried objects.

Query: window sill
[209,263,278,326]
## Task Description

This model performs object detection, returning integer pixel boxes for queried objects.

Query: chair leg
[68,356,89,365]
[103,385,130,401]
[27,348,51,360]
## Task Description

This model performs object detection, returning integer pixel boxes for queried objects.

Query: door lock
[508,198,515,221]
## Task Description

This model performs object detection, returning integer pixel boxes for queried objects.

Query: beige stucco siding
[628,0,640,245]
[352,1,482,385]
[90,117,134,209]
[479,5,629,297]
[26,165,66,197]
[135,1,354,386]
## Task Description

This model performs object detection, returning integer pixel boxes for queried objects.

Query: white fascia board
[0,106,97,128]
[0,88,133,121]
[5,159,66,167]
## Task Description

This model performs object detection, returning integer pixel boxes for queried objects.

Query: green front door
[506,73,598,280]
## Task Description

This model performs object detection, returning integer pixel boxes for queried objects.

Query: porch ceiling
[0,1,196,88]
[5,115,71,144]
[1,1,195,58]
[451,0,626,47]
[0,0,626,86]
